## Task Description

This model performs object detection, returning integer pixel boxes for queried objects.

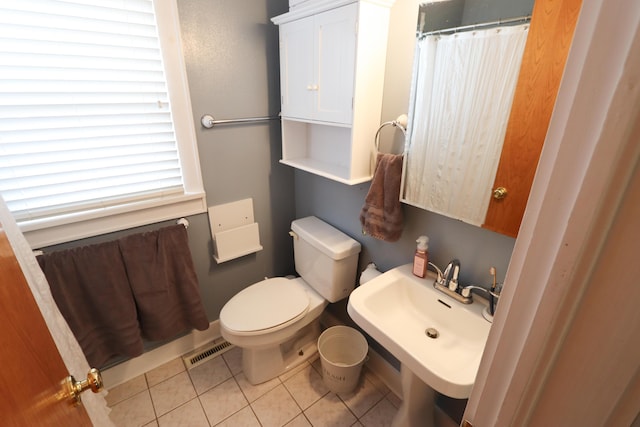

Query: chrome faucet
[429,259,472,304]
[430,261,502,309]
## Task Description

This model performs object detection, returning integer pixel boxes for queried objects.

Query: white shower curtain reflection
[404,25,529,226]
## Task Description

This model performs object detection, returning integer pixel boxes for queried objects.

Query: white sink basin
[347,263,491,399]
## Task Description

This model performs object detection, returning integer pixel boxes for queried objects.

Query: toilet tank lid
[291,216,361,260]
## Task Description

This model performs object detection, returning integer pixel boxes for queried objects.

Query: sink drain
[425,327,439,339]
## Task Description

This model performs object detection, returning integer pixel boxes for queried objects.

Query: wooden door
[0,223,93,426]
[483,0,582,237]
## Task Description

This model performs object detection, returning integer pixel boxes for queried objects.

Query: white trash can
[318,326,368,394]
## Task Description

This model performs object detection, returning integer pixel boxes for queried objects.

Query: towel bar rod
[200,114,279,129]
[32,219,190,256]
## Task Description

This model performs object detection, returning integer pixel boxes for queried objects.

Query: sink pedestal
[393,363,436,427]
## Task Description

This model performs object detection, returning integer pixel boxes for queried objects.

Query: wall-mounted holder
[208,198,263,263]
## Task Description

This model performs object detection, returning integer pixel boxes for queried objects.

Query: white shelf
[280,158,372,184]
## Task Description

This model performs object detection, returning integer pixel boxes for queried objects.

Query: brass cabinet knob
[61,368,103,406]
[493,187,508,200]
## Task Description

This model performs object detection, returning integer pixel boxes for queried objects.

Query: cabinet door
[279,16,315,120]
[314,3,357,124]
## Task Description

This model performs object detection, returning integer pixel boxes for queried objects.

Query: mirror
[401,0,581,237]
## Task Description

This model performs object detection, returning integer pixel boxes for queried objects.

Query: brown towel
[37,241,143,367]
[118,225,209,341]
[360,153,404,242]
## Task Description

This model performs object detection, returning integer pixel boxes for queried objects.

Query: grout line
[146,387,160,423]
[196,394,213,427]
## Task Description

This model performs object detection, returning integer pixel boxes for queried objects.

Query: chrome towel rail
[200,114,279,129]
[374,114,408,152]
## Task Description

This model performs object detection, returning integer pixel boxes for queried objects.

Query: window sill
[20,192,207,249]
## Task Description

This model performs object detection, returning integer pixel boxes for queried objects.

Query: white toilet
[220,216,361,384]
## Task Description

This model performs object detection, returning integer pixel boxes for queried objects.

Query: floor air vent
[182,338,234,369]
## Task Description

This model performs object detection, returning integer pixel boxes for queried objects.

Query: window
[0,0,206,248]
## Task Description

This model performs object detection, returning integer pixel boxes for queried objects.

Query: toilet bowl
[221,277,327,383]
[219,216,361,384]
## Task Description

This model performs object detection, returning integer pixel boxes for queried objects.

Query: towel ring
[374,114,408,152]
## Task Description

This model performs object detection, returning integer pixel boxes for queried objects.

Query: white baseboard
[102,320,221,389]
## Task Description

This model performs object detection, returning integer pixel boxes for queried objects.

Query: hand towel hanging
[359,153,404,242]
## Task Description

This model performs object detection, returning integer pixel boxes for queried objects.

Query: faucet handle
[448,264,460,291]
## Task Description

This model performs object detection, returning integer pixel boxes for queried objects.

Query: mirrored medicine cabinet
[401,0,582,237]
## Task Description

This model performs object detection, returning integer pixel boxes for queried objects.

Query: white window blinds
[0,0,206,246]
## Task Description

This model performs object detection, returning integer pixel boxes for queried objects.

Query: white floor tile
[235,371,281,402]
[304,393,357,427]
[199,377,248,425]
[284,413,313,427]
[188,355,232,395]
[283,364,330,410]
[251,384,302,427]
[107,375,148,407]
[215,406,261,427]
[149,371,197,416]
[157,398,208,427]
[338,377,384,418]
[359,398,397,427]
[109,390,156,427]
[146,358,186,387]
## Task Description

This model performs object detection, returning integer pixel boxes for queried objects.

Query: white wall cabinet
[272,0,394,185]
[279,5,356,124]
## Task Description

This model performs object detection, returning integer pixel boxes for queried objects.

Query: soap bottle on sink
[412,235,429,278]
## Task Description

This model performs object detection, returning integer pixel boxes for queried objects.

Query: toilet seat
[220,277,309,334]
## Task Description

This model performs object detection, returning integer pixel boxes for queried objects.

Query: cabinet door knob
[306,85,313,90]
[493,187,508,200]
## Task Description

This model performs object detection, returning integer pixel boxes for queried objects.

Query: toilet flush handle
[289,231,299,240]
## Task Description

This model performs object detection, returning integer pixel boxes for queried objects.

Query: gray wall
[176,0,294,320]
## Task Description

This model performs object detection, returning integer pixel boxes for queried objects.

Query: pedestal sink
[347,264,491,427]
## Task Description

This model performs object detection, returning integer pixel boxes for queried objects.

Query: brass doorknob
[61,368,103,406]
[493,187,508,200]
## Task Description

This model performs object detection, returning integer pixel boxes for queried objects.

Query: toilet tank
[290,216,361,303]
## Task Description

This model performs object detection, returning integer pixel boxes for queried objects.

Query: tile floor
[106,346,401,427]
